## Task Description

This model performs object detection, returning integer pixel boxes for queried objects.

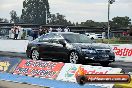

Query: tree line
[0,0,131,29]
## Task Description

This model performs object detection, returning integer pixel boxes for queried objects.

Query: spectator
[32,29,38,40]
[49,27,53,33]
[39,27,48,36]
[123,32,128,36]
[56,27,62,32]
[11,26,14,33]
[21,29,26,39]
[64,27,70,32]
[39,26,43,36]
[13,26,20,40]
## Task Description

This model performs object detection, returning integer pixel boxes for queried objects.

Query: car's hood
[71,43,110,49]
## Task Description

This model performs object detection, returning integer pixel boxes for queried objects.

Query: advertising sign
[79,65,122,75]
[13,60,64,79]
[110,44,132,61]
[56,63,81,82]
[57,64,122,83]
[0,57,21,73]
[76,65,122,88]
[57,64,121,88]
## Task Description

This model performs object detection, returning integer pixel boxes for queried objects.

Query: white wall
[0,40,29,53]
[110,44,132,62]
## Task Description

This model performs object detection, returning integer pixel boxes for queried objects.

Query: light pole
[45,5,47,24]
[107,0,115,43]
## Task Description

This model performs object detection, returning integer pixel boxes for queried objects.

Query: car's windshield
[62,34,92,43]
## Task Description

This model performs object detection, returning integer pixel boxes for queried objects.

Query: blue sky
[0,0,132,23]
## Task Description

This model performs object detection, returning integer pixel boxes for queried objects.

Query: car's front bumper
[81,53,115,62]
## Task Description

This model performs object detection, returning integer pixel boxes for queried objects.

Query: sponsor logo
[113,47,132,56]
[65,66,78,77]
[0,61,10,71]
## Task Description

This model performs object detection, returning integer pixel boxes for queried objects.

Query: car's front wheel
[69,51,79,64]
[31,49,40,60]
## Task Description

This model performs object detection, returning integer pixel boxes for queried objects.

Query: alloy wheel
[31,49,39,60]
[69,52,79,64]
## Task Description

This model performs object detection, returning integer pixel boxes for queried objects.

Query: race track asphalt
[0,80,46,88]
[0,51,132,73]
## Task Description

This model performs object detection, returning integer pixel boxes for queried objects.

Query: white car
[85,33,103,39]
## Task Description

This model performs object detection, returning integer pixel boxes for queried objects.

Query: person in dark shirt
[32,29,38,40]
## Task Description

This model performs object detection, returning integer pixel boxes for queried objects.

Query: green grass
[95,38,132,44]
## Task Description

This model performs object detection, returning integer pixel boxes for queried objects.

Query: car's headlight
[82,49,96,53]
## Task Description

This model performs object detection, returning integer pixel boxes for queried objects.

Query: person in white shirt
[64,27,70,32]
[13,26,20,39]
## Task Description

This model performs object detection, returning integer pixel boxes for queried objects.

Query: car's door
[38,33,55,59]
[51,35,69,60]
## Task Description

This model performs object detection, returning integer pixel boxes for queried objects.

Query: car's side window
[51,35,63,44]
[38,34,51,42]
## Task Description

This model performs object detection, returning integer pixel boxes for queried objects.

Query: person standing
[49,27,53,33]
[39,26,43,36]
[64,27,70,32]
[39,27,49,36]
[13,26,20,40]
[32,28,38,40]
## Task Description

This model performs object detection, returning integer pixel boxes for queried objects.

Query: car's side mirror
[59,40,66,47]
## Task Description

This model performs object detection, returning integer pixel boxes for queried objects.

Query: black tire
[100,62,110,67]
[31,49,40,60]
[69,51,79,64]
[76,75,87,85]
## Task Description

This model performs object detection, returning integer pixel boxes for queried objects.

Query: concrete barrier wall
[0,40,28,53]
[0,56,130,88]
[13,59,64,79]
[13,59,122,88]
[0,57,21,73]
[56,64,116,82]
[56,63,122,88]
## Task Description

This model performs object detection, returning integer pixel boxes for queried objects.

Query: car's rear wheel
[69,51,79,64]
[31,49,40,60]
[100,62,110,66]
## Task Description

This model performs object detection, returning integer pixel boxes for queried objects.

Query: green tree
[80,20,99,27]
[111,16,131,28]
[0,18,9,23]
[49,13,73,25]
[80,20,107,28]
[10,10,19,23]
[21,0,50,24]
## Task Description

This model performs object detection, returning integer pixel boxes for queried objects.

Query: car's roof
[50,32,79,35]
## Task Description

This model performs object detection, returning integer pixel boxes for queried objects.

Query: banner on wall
[56,64,122,88]
[0,57,21,73]
[56,63,81,82]
[13,60,64,79]
[110,44,132,61]
[57,64,122,82]
[78,65,122,74]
